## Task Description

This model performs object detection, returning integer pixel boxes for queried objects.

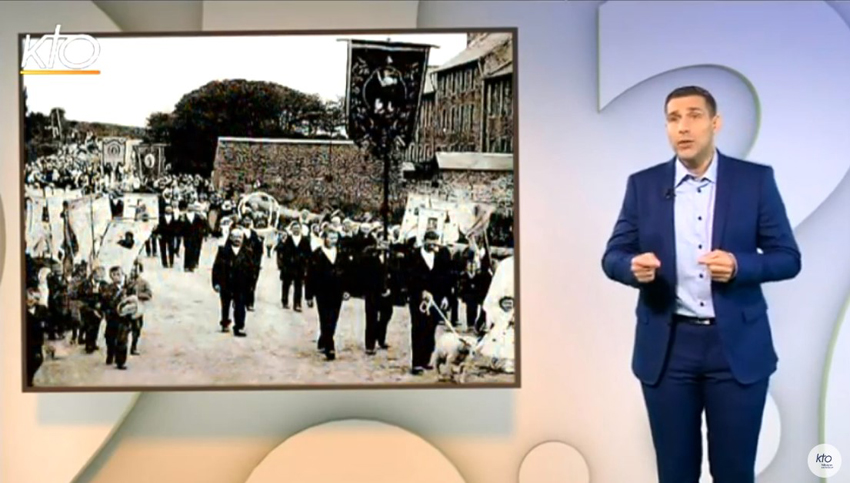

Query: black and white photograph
[20,29,518,390]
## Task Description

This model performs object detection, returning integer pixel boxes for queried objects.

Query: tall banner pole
[344,38,432,250]
[89,194,96,270]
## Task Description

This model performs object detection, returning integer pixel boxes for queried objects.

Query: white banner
[122,193,160,221]
[95,220,156,275]
[400,194,493,245]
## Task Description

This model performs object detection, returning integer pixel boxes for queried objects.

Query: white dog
[433,331,478,384]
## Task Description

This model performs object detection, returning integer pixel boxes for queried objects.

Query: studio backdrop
[1,1,850,483]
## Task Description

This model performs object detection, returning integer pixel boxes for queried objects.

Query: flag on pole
[102,137,126,171]
[135,143,165,182]
[345,39,432,156]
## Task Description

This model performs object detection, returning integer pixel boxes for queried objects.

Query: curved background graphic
[0,194,5,288]
[1,1,848,483]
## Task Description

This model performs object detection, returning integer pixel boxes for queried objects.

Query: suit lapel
[711,152,732,250]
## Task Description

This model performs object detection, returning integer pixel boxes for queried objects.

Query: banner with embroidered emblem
[134,143,166,182]
[345,39,432,156]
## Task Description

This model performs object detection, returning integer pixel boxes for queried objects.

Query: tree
[144,112,172,143]
[169,79,329,174]
[317,96,346,138]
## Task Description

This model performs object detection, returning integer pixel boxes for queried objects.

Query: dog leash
[422,298,486,352]
[420,298,460,336]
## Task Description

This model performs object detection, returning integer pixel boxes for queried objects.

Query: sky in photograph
[22,33,469,127]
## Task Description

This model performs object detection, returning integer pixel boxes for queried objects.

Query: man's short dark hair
[665,86,717,116]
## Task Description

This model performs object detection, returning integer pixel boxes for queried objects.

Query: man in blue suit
[602,86,801,482]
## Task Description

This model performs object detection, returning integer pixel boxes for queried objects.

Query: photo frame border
[17,26,521,393]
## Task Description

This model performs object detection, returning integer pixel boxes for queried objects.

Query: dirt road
[36,238,515,388]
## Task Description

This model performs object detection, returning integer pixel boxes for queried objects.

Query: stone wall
[212,138,403,215]
[212,137,514,243]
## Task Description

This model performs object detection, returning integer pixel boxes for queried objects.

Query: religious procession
[23,32,516,388]
[24,137,515,388]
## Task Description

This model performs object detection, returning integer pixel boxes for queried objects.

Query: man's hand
[631,252,661,283]
[698,250,737,282]
[422,291,434,304]
[440,298,450,311]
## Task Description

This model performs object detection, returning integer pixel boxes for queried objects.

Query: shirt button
[700,302,705,307]
[699,274,704,278]
[698,216,703,221]
[698,244,703,249]
[697,188,702,193]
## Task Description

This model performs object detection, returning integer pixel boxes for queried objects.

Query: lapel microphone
[664,188,676,200]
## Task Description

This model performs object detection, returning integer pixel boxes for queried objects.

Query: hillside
[70,121,145,139]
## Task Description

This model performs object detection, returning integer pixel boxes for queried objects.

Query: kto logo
[20,24,100,75]
[809,444,842,478]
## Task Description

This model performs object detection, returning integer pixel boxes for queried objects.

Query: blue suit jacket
[602,152,801,385]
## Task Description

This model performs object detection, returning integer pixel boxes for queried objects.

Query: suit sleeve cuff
[728,252,738,279]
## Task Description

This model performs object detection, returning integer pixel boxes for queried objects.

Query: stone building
[404,32,514,164]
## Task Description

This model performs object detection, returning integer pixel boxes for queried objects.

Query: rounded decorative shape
[824,291,850,481]
[1,3,142,483]
[518,441,591,483]
[598,1,850,228]
[699,392,781,481]
[0,194,5,287]
[244,419,466,483]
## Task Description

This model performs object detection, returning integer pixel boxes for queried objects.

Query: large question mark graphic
[599,1,850,480]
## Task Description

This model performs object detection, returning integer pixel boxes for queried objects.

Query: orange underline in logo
[20,70,100,75]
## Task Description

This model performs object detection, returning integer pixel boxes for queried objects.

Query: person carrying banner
[46,262,70,341]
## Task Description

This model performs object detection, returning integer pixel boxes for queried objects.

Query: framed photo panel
[19,27,518,391]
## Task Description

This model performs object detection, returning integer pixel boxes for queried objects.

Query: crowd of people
[208,208,510,376]
[24,137,515,385]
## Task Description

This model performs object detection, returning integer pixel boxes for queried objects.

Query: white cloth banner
[400,194,493,245]
[95,220,156,274]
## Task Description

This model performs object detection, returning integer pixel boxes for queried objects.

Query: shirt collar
[675,149,718,187]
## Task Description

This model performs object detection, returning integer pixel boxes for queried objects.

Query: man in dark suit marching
[276,221,311,312]
[405,230,452,375]
[305,229,350,361]
[361,236,395,355]
[240,215,264,311]
[181,203,208,272]
[155,206,178,268]
[212,227,256,337]
[602,86,801,482]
